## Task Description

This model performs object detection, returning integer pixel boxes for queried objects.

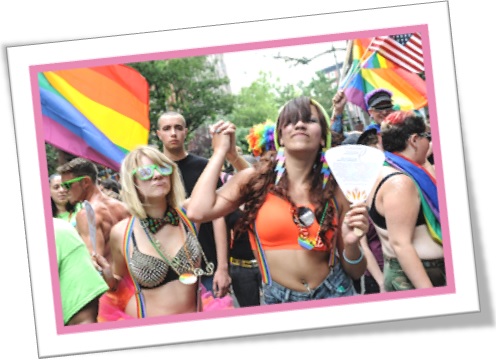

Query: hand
[212,268,231,298]
[210,120,236,156]
[332,90,347,115]
[92,252,113,284]
[341,202,369,246]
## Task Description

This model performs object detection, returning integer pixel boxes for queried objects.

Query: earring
[320,148,330,189]
[275,147,286,185]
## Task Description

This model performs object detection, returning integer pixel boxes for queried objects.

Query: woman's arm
[382,176,433,288]
[186,120,254,222]
[335,187,368,280]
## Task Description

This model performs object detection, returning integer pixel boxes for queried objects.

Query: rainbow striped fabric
[340,38,428,112]
[39,65,150,171]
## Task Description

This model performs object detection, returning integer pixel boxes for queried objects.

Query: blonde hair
[120,145,185,218]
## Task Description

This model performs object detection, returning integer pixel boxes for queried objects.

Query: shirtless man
[57,157,130,263]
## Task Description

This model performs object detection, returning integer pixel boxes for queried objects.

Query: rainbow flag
[39,65,150,171]
[340,38,427,111]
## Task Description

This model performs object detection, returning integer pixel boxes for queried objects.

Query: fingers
[210,120,236,135]
[343,203,369,236]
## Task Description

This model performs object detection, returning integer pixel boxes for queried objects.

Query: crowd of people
[50,87,445,326]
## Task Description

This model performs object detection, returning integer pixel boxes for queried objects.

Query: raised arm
[186,120,254,222]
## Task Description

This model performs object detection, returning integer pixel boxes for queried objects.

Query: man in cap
[364,88,395,129]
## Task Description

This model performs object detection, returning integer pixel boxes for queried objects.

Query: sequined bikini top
[128,230,201,289]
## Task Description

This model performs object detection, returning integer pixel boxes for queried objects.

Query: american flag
[369,33,424,73]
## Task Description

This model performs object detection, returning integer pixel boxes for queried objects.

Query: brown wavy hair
[235,96,338,247]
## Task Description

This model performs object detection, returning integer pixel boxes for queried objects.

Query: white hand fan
[325,145,385,236]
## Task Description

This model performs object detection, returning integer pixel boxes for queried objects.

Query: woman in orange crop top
[187,95,369,304]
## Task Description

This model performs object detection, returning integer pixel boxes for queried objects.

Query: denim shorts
[383,256,446,291]
[261,261,356,304]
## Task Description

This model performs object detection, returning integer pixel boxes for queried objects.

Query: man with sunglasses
[57,157,130,264]
[156,111,231,299]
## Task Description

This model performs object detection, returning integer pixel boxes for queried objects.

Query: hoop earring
[320,148,330,189]
[275,147,286,185]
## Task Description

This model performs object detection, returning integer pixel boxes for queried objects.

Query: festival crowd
[50,88,444,325]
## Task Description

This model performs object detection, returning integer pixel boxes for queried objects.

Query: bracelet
[342,247,364,265]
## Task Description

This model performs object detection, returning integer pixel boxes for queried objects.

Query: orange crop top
[248,192,337,252]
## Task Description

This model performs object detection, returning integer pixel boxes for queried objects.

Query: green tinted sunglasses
[60,176,88,190]
[132,164,173,180]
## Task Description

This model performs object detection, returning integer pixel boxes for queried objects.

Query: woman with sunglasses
[366,111,445,291]
[95,145,231,320]
[186,96,369,304]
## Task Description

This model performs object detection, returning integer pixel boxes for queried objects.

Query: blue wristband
[331,114,343,132]
[342,247,364,265]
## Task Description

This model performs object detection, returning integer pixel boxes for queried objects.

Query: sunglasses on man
[60,176,88,190]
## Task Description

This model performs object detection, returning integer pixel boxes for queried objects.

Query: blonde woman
[95,145,230,320]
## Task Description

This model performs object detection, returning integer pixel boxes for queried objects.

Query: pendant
[297,207,315,227]
[179,273,198,285]
[298,236,315,250]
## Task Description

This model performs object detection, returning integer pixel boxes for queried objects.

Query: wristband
[342,247,364,265]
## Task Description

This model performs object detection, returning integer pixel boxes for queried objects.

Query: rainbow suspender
[252,196,340,286]
[123,208,197,319]
[328,196,339,268]
[176,207,197,236]
[123,216,146,318]
[252,222,272,285]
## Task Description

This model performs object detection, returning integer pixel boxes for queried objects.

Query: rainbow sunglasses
[132,163,173,181]
[273,98,332,150]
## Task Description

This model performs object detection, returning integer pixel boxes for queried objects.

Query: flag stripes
[369,33,424,73]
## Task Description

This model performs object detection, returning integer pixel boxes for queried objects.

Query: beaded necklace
[142,222,214,285]
[291,201,329,250]
[139,207,180,234]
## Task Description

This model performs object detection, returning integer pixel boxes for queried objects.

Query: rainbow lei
[320,149,330,189]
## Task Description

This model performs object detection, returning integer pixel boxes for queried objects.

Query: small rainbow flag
[39,65,150,171]
[340,37,427,111]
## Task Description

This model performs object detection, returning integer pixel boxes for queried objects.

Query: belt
[229,257,258,268]
[384,255,444,269]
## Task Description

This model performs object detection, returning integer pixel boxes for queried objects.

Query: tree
[128,56,235,147]
[231,72,280,127]
[299,71,338,115]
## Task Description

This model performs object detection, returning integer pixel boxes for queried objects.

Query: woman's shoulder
[111,216,133,236]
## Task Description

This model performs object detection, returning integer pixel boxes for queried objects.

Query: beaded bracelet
[342,247,364,265]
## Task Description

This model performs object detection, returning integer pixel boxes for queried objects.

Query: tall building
[207,54,232,94]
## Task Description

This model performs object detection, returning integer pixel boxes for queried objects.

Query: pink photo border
[28,23,454,336]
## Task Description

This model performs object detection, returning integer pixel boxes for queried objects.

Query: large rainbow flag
[39,65,150,171]
[339,38,427,111]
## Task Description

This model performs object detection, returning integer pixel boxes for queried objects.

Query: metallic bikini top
[128,230,201,289]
